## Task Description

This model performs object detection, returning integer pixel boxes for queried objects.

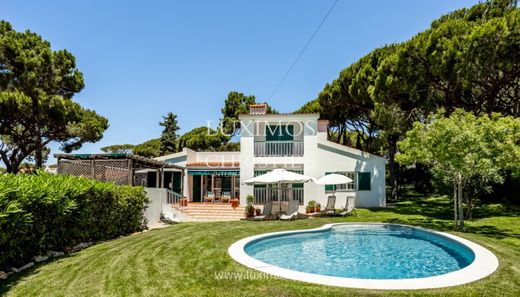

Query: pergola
[55,153,184,187]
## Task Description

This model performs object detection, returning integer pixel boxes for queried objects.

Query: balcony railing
[253,187,304,205]
[254,141,304,157]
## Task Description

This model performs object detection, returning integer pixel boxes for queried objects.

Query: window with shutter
[266,125,294,141]
[324,172,335,191]
[324,172,358,192]
[358,172,371,191]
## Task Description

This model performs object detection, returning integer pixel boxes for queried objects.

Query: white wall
[304,140,386,208]
[239,114,386,208]
[240,119,255,206]
[144,188,166,226]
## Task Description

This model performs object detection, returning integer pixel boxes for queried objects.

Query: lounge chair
[320,196,336,216]
[221,191,231,203]
[203,191,215,203]
[254,201,273,221]
[280,199,301,221]
[338,196,357,217]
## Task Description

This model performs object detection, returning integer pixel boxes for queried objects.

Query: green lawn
[2,196,520,297]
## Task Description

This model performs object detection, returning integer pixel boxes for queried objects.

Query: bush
[245,195,255,217]
[0,172,148,270]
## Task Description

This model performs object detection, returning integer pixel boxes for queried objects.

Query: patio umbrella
[315,173,353,198]
[243,169,314,211]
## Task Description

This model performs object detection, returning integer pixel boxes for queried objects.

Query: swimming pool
[228,223,498,289]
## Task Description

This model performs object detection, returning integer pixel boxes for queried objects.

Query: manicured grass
[1,196,519,297]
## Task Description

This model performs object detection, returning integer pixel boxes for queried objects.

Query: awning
[188,170,239,176]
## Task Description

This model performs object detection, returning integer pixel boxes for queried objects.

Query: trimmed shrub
[0,172,148,270]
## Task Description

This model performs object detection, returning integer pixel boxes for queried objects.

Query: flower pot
[255,209,261,216]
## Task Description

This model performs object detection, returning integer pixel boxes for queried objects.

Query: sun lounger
[338,196,357,217]
[280,199,302,221]
[320,196,336,216]
[254,201,273,221]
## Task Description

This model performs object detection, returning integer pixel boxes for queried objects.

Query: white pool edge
[228,222,499,290]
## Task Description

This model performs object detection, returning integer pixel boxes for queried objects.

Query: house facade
[157,104,386,208]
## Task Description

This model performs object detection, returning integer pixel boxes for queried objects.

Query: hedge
[0,172,148,270]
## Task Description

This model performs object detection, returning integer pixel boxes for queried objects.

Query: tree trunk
[31,96,43,169]
[35,144,43,168]
[457,176,465,229]
[4,159,21,174]
[465,192,473,220]
[453,181,458,226]
[388,135,399,201]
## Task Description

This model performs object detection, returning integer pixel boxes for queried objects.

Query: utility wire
[268,0,339,101]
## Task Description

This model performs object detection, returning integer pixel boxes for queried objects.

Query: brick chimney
[249,103,268,115]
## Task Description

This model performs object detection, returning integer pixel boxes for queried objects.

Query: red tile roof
[187,161,239,168]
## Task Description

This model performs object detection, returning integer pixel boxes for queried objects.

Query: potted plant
[230,198,239,209]
[305,205,311,214]
[315,202,321,212]
[255,208,261,216]
[245,195,255,218]
[307,200,316,213]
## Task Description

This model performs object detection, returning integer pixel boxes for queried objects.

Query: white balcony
[254,141,304,157]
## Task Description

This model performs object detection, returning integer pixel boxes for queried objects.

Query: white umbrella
[243,168,314,185]
[315,174,353,198]
[243,169,314,211]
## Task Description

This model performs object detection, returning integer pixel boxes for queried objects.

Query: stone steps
[179,203,245,221]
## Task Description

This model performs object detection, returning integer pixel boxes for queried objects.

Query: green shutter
[324,172,334,191]
[172,172,182,193]
[266,125,293,141]
[358,172,371,191]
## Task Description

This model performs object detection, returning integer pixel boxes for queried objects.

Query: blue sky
[1,0,478,164]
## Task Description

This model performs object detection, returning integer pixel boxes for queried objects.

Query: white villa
[156,104,386,208]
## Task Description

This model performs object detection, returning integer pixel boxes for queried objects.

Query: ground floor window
[325,171,371,192]
[188,171,240,201]
[252,170,304,205]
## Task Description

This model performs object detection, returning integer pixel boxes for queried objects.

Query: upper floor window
[266,125,294,141]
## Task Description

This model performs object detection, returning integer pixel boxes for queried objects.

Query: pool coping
[227,222,499,290]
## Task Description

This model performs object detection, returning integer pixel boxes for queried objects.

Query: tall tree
[220,92,256,136]
[0,21,105,171]
[0,21,108,172]
[100,144,135,154]
[220,91,277,136]
[371,45,430,200]
[295,99,321,114]
[309,0,520,200]
[177,127,230,152]
[159,113,180,154]
[0,93,107,174]
[133,138,161,158]
[397,110,520,228]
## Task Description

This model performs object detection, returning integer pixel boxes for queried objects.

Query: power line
[267,0,339,101]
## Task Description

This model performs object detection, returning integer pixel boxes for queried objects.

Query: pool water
[244,224,475,279]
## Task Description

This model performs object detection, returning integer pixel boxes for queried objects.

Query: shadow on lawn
[371,196,454,220]
[0,253,77,295]
[369,196,520,240]
[382,217,519,240]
